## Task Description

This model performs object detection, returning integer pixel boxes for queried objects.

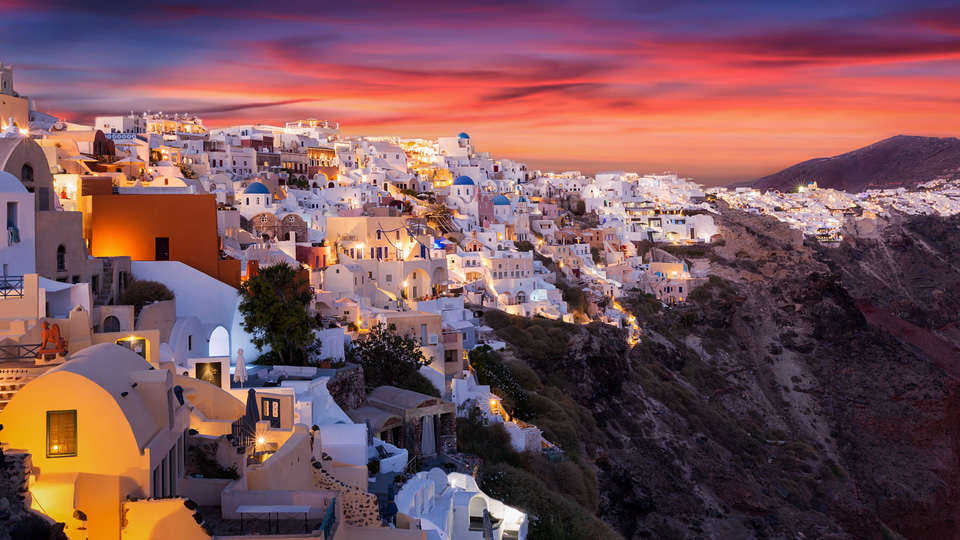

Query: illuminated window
[47,410,77,457]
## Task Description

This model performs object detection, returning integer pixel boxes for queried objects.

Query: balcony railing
[0,276,24,298]
[319,498,336,539]
[0,343,40,360]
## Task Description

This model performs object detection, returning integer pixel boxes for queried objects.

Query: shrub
[120,278,174,313]
[482,463,622,540]
[187,445,239,480]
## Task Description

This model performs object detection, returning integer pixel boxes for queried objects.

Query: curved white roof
[0,170,27,194]
[45,343,168,451]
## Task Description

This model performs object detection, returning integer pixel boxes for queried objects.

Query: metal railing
[0,343,40,360]
[0,275,24,298]
[320,498,336,539]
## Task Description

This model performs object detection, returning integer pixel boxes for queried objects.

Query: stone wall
[310,461,379,528]
[440,413,457,454]
[327,364,366,411]
[0,450,67,540]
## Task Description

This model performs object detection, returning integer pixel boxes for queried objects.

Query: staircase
[95,259,114,306]
[0,371,36,412]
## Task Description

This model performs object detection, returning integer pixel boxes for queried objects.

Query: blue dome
[492,195,510,206]
[457,132,470,139]
[452,175,475,186]
[243,181,270,195]
[517,196,528,203]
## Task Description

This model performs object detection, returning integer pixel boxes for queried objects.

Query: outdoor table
[236,504,311,534]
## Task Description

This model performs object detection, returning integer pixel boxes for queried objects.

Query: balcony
[0,275,24,298]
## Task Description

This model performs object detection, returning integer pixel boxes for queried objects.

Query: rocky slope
[479,205,960,540]
[745,135,960,192]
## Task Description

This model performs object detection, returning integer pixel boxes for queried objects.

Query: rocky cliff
[478,205,960,540]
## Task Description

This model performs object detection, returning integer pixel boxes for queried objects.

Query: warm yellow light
[403,281,408,287]
[257,437,265,445]
[52,445,59,451]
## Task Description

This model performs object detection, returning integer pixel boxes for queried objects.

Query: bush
[120,278,174,312]
[515,240,535,252]
[187,445,239,480]
[482,463,622,540]
[561,286,588,315]
[456,408,517,465]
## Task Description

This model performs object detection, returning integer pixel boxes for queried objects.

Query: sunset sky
[2,0,959,184]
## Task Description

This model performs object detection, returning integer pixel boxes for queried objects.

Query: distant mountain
[745,135,960,192]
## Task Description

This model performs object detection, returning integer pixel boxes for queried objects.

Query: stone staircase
[311,460,380,528]
[95,259,115,306]
[0,372,36,412]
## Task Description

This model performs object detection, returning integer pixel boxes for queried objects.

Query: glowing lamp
[19,128,28,136]
[257,437,265,445]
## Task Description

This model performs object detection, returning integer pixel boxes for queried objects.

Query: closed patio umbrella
[233,348,247,387]
[243,388,260,423]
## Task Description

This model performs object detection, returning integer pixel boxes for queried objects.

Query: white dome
[0,170,27,194]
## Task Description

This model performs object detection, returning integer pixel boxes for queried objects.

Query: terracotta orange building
[80,193,241,287]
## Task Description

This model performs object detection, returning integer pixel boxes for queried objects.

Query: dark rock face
[327,363,366,410]
[747,135,960,192]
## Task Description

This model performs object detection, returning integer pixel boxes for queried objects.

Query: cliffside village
[713,177,960,243]
[3,60,929,539]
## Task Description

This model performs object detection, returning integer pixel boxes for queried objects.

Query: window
[47,410,77,457]
[20,163,33,183]
[261,397,281,428]
[6,201,16,229]
[188,335,193,351]
[56,245,66,272]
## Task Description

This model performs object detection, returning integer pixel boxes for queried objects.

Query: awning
[38,276,73,292]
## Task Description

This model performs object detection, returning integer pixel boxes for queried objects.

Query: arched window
[56,245,66,272]
[20,163,33,183]
[516,291,527,304]
[103,316,120,333]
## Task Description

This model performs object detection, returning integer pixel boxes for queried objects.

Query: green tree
[238,262,315,365]
[350,322,437,396]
